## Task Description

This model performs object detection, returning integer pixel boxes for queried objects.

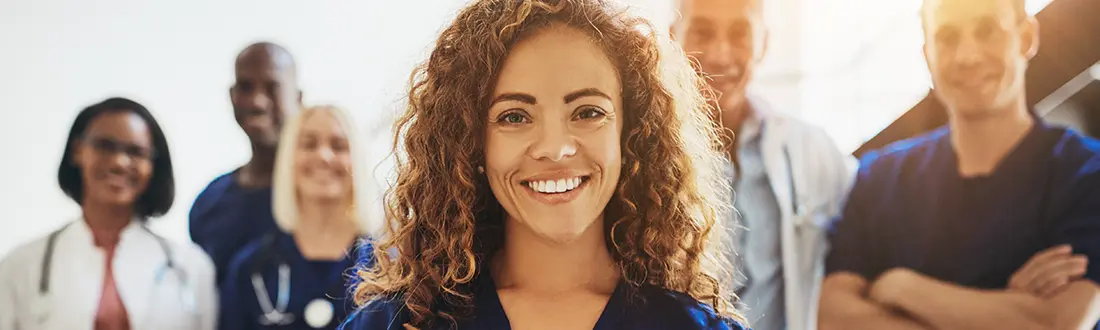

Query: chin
[522,213,598,244]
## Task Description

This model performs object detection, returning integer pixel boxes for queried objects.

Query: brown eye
[574,106,606,120]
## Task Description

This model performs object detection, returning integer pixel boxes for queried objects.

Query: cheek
[484,131,525,174]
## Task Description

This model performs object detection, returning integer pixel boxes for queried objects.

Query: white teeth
[527,176,585,194]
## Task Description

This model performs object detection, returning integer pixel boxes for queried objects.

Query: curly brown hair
[353,0,742,328]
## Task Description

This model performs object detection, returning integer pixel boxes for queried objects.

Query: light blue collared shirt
[729,109,786,330]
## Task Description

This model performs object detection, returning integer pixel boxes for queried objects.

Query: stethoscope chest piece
[304,298,334,328]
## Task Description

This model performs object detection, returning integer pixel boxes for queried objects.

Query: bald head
[235,42,297,79]
[230,42,302,150]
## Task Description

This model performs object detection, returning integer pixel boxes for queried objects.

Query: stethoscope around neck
[250,232,339,328]
[252,233,296,326]
[35,222,194,325]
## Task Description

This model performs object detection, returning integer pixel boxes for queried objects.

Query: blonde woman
[218,105,380,330]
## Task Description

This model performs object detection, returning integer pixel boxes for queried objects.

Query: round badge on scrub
[304,298,334,328]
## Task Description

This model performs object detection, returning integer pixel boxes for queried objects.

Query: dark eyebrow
[490,93,537,106]
[564,88,612,104]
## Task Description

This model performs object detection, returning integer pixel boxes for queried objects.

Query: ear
[1020,17,1040,60]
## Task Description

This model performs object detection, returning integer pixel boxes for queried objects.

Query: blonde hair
[271,105,383,236]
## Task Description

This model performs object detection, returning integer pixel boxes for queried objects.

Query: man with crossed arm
[819,0,1100,329]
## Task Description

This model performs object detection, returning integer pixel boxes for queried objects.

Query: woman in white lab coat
[0,97,218,330]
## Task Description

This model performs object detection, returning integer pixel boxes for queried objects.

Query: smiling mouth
[522,176,588,194]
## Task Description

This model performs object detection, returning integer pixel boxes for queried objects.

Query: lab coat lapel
[53,220,106,329]
[112,221,162,329]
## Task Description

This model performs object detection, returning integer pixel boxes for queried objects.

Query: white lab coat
[751,99,857,330]
[0,219,217,330]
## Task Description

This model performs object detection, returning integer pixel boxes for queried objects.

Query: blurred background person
[190,42,304,286]
[820,0,1100,329]
[218,105,378,330]
[340,0,746,329]
[0,97,217,330]
[672,0,855,329]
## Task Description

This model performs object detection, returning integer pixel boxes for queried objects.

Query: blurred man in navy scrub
[190,42,303,286]
[673,0,855,329]
[819,0,1100,329]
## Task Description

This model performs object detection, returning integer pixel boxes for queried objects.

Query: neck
[950,102,1034,177]
[82,201,134,244]
[238,146,277,188]
[719,97,749,133]
[492,215,619,294]
[293,198,358,261]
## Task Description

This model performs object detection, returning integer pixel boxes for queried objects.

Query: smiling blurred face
[677,0,765,116]
[231,50,300,149]
[74,111,154,207]
[923,0,1036,119]
[485,24,624,244]
[294,111,353,201]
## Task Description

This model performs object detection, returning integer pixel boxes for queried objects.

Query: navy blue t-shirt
[219,231,362,330]
[337,271,747,330]
[826,123,1100,289]
[190,171,279,286]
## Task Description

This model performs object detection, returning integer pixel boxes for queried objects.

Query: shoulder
[0,233,50,275]
[855,127,949,180]
[1046,126,1100,174]
[222,235,271,276]
[631,286,748,330]
[189,172,236,217]
[338,297,410,330]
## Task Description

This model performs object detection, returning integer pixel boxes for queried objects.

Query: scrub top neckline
[475,270,628,330]
[940,120,1047,182]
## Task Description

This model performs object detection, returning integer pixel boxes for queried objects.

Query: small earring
[477,166,485,174]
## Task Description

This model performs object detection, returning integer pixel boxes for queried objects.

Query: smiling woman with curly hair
[339,0,746,329]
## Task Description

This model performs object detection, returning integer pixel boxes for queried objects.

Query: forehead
[682,0,761,25]
[86,111,151,142]
[924,0,1017,28]
[493,25,620,102]
[236,54,295,82]
[299,111,346,136]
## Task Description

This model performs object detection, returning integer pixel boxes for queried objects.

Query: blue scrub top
[190,171,279,285]
[219,231,363,330]
[826,122,1100,289]
[337,270,747,330]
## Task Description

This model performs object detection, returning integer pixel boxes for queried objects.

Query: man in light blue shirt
[673,0,856,329]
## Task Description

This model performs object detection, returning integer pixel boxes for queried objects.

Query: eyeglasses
[82,136,156,160]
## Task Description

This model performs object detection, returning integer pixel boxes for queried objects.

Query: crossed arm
[819,269,1100,330]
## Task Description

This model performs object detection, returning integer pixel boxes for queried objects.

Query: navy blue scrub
[190,171,279,285]
[337,270,747,330]
[826,122,1100,290]
[219,231,363,330]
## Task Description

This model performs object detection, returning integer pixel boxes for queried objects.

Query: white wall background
[0,0,1054,256]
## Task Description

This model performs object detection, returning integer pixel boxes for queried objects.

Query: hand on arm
[817,272,933,330]
[868,264,1100,330]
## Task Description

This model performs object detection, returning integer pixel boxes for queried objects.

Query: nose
[528,119,577,162]
[316,146,336,163]
[953,39,984,70]
[107,152,134,171]
[707,39,735,70]
[245,91,274,112]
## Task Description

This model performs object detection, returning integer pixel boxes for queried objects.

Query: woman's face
[73,111,154,207]
[485,25,624,244]
[294,111,353,202]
